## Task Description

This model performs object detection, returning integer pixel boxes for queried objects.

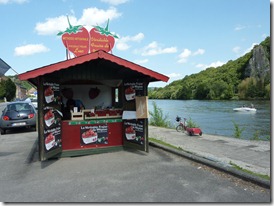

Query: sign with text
[58,17,118,57]
[43,82,62,153]
[124,81,144,102]
[124,120,145,146]
[80,124,108,145]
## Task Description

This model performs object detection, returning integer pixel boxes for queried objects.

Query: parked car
[0,102,37,135]
[30,98,38,109]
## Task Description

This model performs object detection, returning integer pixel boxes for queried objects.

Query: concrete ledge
[149,141,270,189]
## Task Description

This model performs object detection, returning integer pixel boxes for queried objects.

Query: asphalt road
[0,129,271,203]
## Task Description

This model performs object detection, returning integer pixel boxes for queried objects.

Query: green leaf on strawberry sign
[57,16,84,36]
[93,19,119,39]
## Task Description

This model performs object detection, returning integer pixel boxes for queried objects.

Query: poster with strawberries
[124,120,144,145]
[43,82,62,153]
[124,81,144,101]
[57,17,118,57]
[80,125,108,145]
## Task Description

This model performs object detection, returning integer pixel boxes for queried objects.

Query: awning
[19,50,169,84]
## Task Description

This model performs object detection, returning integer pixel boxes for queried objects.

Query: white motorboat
[233,107,257,112]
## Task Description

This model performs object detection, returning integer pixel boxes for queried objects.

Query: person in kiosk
[62,98,85,120]
[62,99,75,120]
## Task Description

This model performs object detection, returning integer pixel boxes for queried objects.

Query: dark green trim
[57,146,124,158]
[68,118,122,125]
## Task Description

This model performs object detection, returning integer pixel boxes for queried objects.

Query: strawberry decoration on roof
[57,16,89,57]
[57,17,118,58]
[90,19,118,53]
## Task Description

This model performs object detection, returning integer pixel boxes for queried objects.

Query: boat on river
[233,106,257,112]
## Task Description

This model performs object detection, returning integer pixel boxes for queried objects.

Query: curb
[149,141,270,189]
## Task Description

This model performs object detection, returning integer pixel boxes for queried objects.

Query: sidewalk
[148,126,270,187]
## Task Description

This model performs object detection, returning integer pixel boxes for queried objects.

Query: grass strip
[149,137,183,151]
[230,161,270,180]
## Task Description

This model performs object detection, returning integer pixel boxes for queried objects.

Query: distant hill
[149,36,270,100]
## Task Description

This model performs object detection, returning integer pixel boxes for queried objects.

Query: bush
[232,121,245,138]
[149,101,171,128]
[186,117,199,128]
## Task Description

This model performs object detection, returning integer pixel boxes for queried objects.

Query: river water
[148,99,271,140]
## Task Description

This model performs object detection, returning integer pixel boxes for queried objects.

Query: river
[148,99,271,140]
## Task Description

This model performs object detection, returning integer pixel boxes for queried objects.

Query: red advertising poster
[43,82,62,153]
[80,125,108,145]
[124,120,144,145]
[124,81,144,101]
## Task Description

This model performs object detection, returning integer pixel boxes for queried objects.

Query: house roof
[19,50,169,85]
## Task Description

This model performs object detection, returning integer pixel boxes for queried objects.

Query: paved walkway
[149,126,270,177]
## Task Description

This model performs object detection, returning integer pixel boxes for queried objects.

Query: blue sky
[0,0,270,87]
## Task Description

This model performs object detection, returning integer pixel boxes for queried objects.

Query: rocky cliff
[245,44,270,81]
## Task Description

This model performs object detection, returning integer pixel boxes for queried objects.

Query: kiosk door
[122,80,149,152]
[38,78,63,161]
[123,118,149,152]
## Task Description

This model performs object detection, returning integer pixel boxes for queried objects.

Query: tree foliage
[0,78,16,101]
[149,37,270,100]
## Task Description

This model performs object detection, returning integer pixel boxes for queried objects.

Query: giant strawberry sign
[57,17,89,57]
[57,17,118,57]
[90,19,118,53]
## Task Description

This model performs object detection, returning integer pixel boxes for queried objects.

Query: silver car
[0,102,37,135]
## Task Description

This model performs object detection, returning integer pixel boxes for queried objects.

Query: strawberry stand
[19,50,168,161]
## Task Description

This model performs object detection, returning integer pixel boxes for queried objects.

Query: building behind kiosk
[19,50,168,161]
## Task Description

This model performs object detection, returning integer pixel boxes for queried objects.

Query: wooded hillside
[149,37,270,100]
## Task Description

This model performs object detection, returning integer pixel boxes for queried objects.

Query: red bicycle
[176,116,202,136]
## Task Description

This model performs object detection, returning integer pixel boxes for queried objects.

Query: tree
[194,83,210,100]
[0,78,16,101]
[173,85,192,99]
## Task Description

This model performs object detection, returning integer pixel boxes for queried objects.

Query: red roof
[19,50,169,83]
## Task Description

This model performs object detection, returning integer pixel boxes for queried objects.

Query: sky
[0,0,271,87]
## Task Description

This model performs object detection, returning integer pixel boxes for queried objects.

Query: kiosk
[19,50,169,161]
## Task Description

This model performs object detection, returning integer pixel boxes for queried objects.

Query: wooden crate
[71,112,84,120]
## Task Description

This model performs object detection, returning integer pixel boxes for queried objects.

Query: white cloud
[207,61,225,68]
[178,48,204,63]
[35,16,72,35]
[262,33,268,38]
[100,0,129,5]
[35,7,121,35]
[134,59,148,64]
[178,49,191,63]
[195,63,205,68]
[196,61,225,69]
[0,0,28,4]
[179,49,191,58]
[14,44,49,56]
[168,73,182,78]
[141,41,177,56]
[243,43,258,55]
[116,42,130,50]
[78,7,121,26]
[232,46,241,54]
[193,49,205,56]
[234,24,246,31]
[116,33,144,51]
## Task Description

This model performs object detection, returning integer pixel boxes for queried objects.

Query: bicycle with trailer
[175,116,202,136]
